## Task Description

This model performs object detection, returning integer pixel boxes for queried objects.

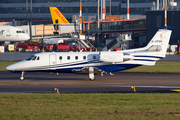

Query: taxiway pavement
[0,72,180,93]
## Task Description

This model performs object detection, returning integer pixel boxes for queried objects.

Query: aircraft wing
[72,67,103,74]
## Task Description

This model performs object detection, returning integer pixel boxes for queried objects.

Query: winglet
[49,7,69,24]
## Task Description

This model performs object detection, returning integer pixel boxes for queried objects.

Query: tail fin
[145,26,172,57]
[124,26,172,66]
[49,7,69,24]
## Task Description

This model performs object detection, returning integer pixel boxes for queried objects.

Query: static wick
[54,88,59,94]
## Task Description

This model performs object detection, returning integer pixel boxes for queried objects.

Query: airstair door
[49,54,57,70]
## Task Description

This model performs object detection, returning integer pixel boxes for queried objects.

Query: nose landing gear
[20,71,24,81]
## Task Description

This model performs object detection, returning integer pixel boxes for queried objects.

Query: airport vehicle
[44,44,54,52]
[6,26,172,81]
[49,7,69,24]
[16,42,41,52]
[26,45,40,52]
[54,43,70,52]
[45,43,75,52]
[16,43,28,52]
[0,25,30,43]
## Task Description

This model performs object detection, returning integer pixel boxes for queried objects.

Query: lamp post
[29,0,32,41]
[127,0,129,19]
[97,0,100,46]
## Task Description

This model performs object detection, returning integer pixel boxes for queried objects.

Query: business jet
[0,25,30,43]
[6,26,172,81]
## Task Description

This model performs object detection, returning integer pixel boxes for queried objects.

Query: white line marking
[108,85,180,89]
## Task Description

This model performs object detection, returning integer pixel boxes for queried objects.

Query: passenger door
[49,54,57,70]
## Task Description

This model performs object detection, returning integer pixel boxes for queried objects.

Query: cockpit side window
[32,56,37,60]
[37,56,39,60]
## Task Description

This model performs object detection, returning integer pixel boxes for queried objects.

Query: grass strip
[0,93,180,120]
[1,61,180,73]
[0,61,16,71]
[121,62,180,73]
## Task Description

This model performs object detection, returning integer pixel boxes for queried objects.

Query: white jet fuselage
[5,50,164,73]
[0,25,30,42]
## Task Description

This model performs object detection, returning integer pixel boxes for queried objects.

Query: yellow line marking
[171,89,180,92]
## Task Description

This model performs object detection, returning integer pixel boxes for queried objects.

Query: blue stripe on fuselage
[55,64,140,73]
[133,59,155,62]
[95,64,140,72]
[133,55,163,59]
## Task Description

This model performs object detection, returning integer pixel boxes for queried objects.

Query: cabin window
[75,56,78,60]
[59,56,62,60]
[93,55,96,59]
[67,56,70,60]
[83,56,86,60]
[0,30,4,35]
[16,31,25,33]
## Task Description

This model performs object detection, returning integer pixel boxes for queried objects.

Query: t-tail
[49,7,69,24]
[145,26,172,57]
[124,26,172,65]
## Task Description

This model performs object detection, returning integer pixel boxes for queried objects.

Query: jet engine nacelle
[99,52,123,63]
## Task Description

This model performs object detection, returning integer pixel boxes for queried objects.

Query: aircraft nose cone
[6,65,16,71]
[26,35,30,40]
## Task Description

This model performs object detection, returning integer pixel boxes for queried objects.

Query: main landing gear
[88,67,114,81]
[89,67,95,81]
[20,71,24,81]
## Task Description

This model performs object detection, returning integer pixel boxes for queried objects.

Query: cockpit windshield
[26,55,35,61]
[26,55,39,61]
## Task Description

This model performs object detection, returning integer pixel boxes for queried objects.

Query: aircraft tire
[89,77,96,81]
[20,76,24,81]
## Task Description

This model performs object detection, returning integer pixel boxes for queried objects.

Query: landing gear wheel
[89,76,96,81]
[20,76,24,81]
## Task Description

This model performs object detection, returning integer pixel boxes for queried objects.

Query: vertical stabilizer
[146,26,172,57]
[49,7,69,24]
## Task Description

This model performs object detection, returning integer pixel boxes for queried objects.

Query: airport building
[0,0,159,25]
[146,10,180,45]
[1,0,180,49]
